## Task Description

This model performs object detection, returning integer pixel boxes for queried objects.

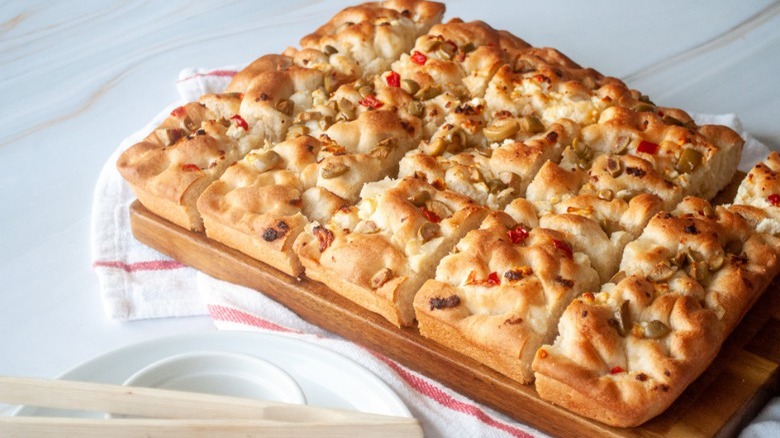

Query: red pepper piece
[768,194,780,206]
[386,71,401,88]
[637,140,659,155]
[181,163,200,172]
[507,225,529,244]
[486,272,500,286]
[358,94,384,109]
[230,114,248,130]
[410,50,427,65]
[420,206,441,223]
[170,106,187,117]
[552,239,573,259]
[610,366,624,375]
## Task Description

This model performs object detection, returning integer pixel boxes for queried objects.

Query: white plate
[16,331,410,418]
[122,351,306,404]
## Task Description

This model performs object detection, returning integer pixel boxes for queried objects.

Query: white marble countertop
[1,0,778,433]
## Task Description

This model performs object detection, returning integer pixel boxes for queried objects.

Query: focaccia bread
[294,176,488,326]
[414,209,600,383]
[114,0,780,429]
[533,196,780,427]
[117,94,245,231]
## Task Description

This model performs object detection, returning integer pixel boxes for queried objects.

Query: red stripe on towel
[177,69,237,83]
[207,304,299,334]
[93,260,187,272]
[373,353,537,438]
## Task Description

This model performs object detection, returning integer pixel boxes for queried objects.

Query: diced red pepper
[171,106,187,117]
[610,366,624,375]
[552,239,573,259]
[637,140,659,155]
[358,94,384,109]
[768,194,780,206]
[420,206,441,223]
[507,225,529,244]
[230,114,248,130]
[486,272,500,286]
[410,50,428,65]
[386,71,401,88]
[181,163,200,172]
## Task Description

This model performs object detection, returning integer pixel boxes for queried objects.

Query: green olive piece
[276,99,294,116]
[487,178,507,194]
[358,85,375,98]
[370,267,394,288]
[286,124,309,140]
[427,199,453,219]
[445,129,467,154]
[707,254,725,271]
[320,161,349,179]
[632,103,655,113]
[643,320,671,339]
[662,114,685,126]
[677,148,703,174]
[519,115,545,134]
[483,118,520,142]
[156,128,184,146]
[401,79,421,96]
[687,260,708,282]
[614,300,631,336]
[461,42,476,53]
[598,189,614,201]
[437,41,457,60]
[418,222,441,242]
[414,84,442,101]
[419,37,441,53]
[647,261,676,281]
[408,190,432,207]
[407,100,425,117]
[475,141,493,158]
[605,156,623,177]
[614,136,631,155]
[609,270,627,285]
[323,44,338,56]
[253,150,282,173]
[428,137,447,157]
[323,76,337,94]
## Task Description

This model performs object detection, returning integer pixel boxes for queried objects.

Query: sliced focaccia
[730,151,780,235]
[292,0,445,83]
[620,196,780,334]
[571,105,744,201]
[198,107,419,276]
[532,274,723,427]
[196,136,345,276]
[117,94,246,231]
[294,176,488,326]
[399,117,580,209]
[533,196,780,427]
[414,208,600,383]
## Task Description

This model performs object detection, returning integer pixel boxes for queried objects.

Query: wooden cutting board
[129,199,779,437]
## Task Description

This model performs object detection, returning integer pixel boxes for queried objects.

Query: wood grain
[130,200,779,438]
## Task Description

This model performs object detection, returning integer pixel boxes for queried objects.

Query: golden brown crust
[532,275,723,427]
[117,97,245,231]
[414,211,600,382]
[295,176,488,327]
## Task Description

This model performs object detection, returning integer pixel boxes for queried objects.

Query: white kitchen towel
[91,67,776,437]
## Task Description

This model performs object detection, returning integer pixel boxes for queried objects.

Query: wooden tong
[0,376,422,437]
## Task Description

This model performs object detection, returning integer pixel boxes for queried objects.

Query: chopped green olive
[483,118,520,142]
[677,148,703,174]
[320,161,349,179]
[644,320,671,339]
